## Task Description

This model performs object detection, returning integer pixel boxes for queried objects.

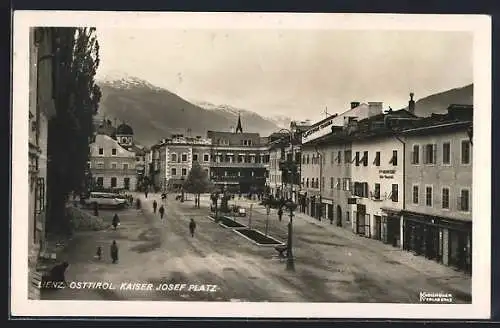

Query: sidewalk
[248,204,471,296]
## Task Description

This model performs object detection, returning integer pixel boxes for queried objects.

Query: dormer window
[112,148,117,156]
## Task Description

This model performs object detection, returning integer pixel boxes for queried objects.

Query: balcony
[210,162,266,168]
[211,176,266,183]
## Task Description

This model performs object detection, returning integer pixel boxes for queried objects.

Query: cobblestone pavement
[41,192,471,303]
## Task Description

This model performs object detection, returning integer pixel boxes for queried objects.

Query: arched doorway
[336,205,342,227]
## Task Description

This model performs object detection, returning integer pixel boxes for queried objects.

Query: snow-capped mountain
[95,75,283,146]
[194,100,292,129]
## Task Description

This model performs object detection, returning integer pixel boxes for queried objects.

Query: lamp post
[285,199,297,271]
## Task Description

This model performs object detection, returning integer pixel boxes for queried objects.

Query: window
[306,178,309,188]
[373,151,381,166]
[442,142,451,164]
[442,188,450,209]
[424,144,437,164]
[344,150,352,164]
[98,148,104,155]
[459,189,470,211]
[171,153,177,162]
[411,145,419,164]
[303,155,306,164]
[182,168,187,176]
[373,183,381,199]
[391,184,398,202]
[171,168,177,176]
[112,148,117,156]
[204,154,209,162]
[337,178,341,190]
[337,151,342,164]
[111,177,117,188]
[330,177,334,189]
[389,150,398,166]
[96,177,103,187]
[362,151,368,166]
[123,163,129,170]
[306,155,310,164]
[111,163,117,169]
[426,186,433,206]
[96,162,104,169]
[193,154,198,161]
[124,178,130,190]
[181,154,188,162]
[355,151,360,166]
[461,140,471,164]
[346,211,350,223]
[412,185,419,204]
[330,152,335,164]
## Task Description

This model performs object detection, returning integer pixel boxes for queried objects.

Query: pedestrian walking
[278,207,283,222]
[96,246,102,260]
[153,200,158,214]
[110,240,119,264]
[330,216,334,225]
[189,218,196,237]
[145,189,148,199]
[112,213,120,230]
[159,205,165,219]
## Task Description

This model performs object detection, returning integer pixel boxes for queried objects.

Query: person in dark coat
[49,261,69,283]
[159,205,165,219]
[189,218,196,237]
[112,213,120,230]
[277,207,283,222]
[153,200,158,214]
[136,198,141,209]
[96,246,102,260]
[110,240,119,264]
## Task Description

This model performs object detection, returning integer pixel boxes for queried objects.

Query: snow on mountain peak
[97,71,162,91]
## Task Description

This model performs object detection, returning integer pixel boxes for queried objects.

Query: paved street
[41,193,471,303]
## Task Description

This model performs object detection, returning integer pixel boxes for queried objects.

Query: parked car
[84,192,128,209]
[232,205,246,217]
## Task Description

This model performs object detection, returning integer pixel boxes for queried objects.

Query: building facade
[401,105,473,273]
[207,130,268,194]
[28,27,57,299]
[150,135,212,192]
[300,101,385,221]
[89,130,137,191]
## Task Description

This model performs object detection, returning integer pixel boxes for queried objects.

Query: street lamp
[284,199,297,271]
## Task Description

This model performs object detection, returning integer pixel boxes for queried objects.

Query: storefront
[381,208,402,247]
[402,211,472,274]
[298,191,307,213]
[354,204,370,237]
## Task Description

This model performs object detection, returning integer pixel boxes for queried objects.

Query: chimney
[408,92,415,114]
[368,102,383,117]
[350,101,360,109]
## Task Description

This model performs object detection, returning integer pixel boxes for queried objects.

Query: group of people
[152,194,197,237]
[95,240,119,264]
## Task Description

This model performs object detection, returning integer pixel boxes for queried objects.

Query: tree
[182,162,212,208]
[46,27,101,234]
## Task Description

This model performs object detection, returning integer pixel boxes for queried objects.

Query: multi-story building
[401,104,473,273]
[28,27,57,299]
[300,101,384,221]
[349,108,417,244]
[89,123,138,191]
[150,134,212,192]
[303,130,352,228]
[207,115,269,194]
[267,132,289,198]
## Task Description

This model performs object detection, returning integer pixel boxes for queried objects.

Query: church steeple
[235,113,243,133]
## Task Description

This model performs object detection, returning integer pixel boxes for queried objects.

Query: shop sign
[379,169,396,179]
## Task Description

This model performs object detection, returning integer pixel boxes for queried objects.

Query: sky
[95,28,473,122]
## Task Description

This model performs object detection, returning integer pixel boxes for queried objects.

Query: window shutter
[433,144,437,164]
